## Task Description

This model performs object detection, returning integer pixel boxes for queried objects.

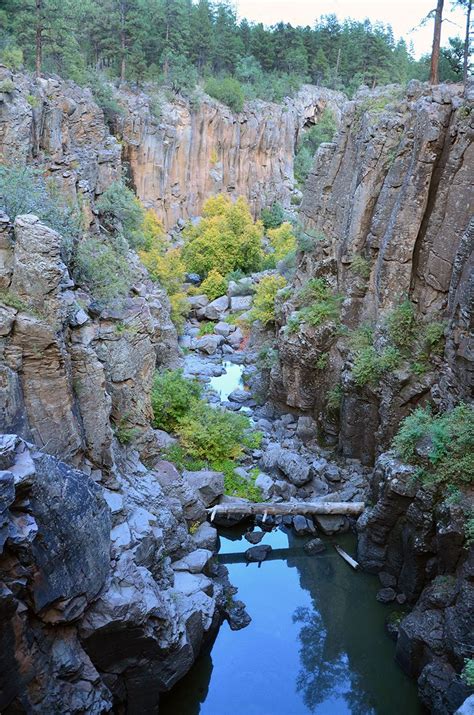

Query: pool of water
[161,528,423,715]
[208,361,245,401]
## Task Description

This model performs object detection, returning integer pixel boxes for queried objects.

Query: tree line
[0,0,470,101]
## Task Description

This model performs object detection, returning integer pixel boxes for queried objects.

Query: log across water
[207,501,365,520]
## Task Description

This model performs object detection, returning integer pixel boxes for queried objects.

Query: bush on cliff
[392,403,474,487]
[182,195,264,277]
[0,165,81,257]
[294,109,337,185]
[251,274,287,326]
[74,238,133,302]
[204,76,244,112]
[261,202,284,230]
[96,180,145,250]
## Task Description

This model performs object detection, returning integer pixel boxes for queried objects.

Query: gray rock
[296,415,318,442]
[203,295,229,320]
[255,472,274,500]
[245,544,272,563]
[191,521,218,551]
[304,538,326,555]
[214,321,234,337]
[194,334,224,355]
[376,587,397,604]
[183,469,224,507]
[228,277,255,297]
[228,388,250,403]
[277,450,311,486]
[154,429,177,450]
[172,549,213,574]
[314,514,349,535]
[230,295,253,313]
[244,530,265,544]
[292,515,316,535]
[187,294,209,310]
[227,327,243,349]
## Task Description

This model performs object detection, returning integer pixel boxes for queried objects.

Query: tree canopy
[0,1,467,98]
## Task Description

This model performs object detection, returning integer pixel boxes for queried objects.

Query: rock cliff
[117,84,344,228]
[270,81,473,464]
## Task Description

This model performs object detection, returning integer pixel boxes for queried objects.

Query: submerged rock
[245,544,272,563]
[304,538,326,555]
[244,530,265,544]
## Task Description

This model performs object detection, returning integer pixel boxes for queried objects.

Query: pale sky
[235,0,467,58]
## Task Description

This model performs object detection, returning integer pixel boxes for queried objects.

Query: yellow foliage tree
[142,209,166,252]
[251,274,287,325]
[182,195,264,277]
[267,222,297,262]
[200,269,228,301]
[139,246,186,295]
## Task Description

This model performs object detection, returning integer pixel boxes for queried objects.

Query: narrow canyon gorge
[0,60,472,715]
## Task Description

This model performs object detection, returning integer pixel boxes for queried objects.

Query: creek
[162,527,422,715]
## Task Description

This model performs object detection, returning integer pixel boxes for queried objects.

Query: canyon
[0,62,473,714]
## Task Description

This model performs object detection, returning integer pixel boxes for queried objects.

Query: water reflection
[208,361,245,401]
[161,528,422,715]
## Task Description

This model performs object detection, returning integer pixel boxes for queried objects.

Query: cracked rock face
[117,85,345,228]
[271,82,473,464]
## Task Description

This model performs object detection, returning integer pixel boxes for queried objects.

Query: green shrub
[386,300,416,351]
[198,321,215,336]
[169,292,188,333]
[251,274,287,325]
[0,166,82,258]
[392,403,474,487]
[204,76,244,112]
[0,46,23,70]
[294,109,337,185]
[82,70,124,120]
[461,659,474,688]
[200,269,228,301]
[465,513,474,547]
[182,195,263,277]
[214,459,262,501]
[267,222,297,262]
[0,79,15,93]
[151,369,201,432]
[114,417,139,444]
[351,345,401,387]
[315,353,329,370]
[176,401,251,462]
[295,278,342,328]
[261,202,284,230]
[96,180,145,250]
[295,227,326,253]
[74,238,133,302]
[26,93,40,108]
[350,255,371,279]
[327,384,343,413]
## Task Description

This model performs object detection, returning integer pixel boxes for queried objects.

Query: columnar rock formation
[270,81,473,464]
[117,85,344,228]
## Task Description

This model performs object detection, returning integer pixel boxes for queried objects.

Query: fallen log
[334,544,359,570]
[207,501,365,521]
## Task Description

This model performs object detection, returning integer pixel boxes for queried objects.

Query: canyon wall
[0,67,235,712]
[270,81,473,464]
[117,84,344,228]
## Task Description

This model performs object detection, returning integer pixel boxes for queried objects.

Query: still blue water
[161,528,422,715]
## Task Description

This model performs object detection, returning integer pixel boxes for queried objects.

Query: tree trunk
[120,0,127,83]
[463,0,472,85]
[207,501,365,520]
[430,0,444,84]
[35,0,42,78]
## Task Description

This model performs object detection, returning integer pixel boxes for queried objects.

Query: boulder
[183,470,224,507]
[194,334,224,355]
[228,388,250,403]
[230,295,253,313]
[228,277,255,297]
[172,549,213,574]
[292,515,316,535]
[187,294,209,310]
[296,415,318,443]
[376,587,397,604]
[244,530,265,545]
[255,472,274,500]
[245,544,272,563]
[314,514,349,535]
[214,321,234,337]
[277,450,311,486]
[191,521,218,551]
[227,327,243,349]
[304,538,326,555]
[203,295,229,320]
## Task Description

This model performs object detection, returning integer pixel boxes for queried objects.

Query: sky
[234,0,467,58]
